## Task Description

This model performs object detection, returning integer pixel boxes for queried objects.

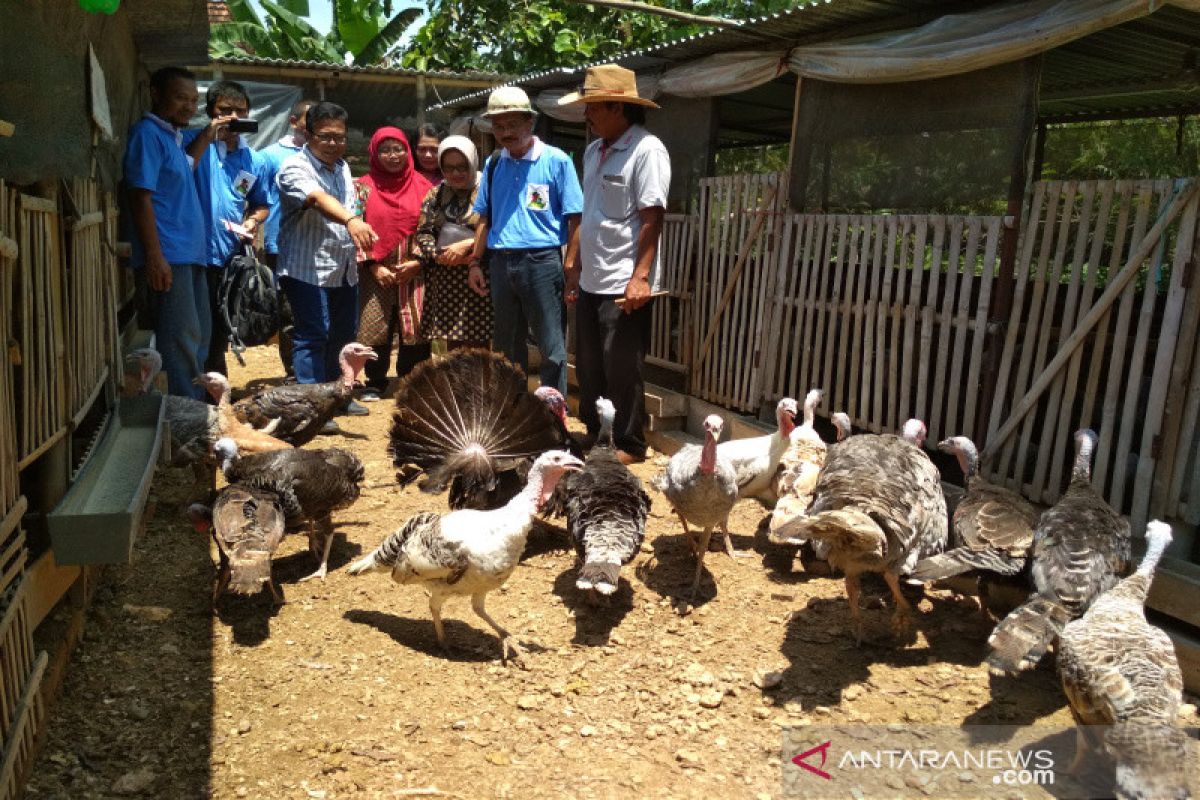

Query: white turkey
[348,450,583,663]
[197,373,292,455]
[214,437,364,581]
[778,418,948,643]
[653,414,739,600]
[231,342,377,446]
[126,348,220,496]
[567,398,651,601]
[388,349,582,510]
[987,428,1131,675]
[187,485,287,604]
[909,436,1038,614]
[716,397,798,510]
[1057,520,1192,800]
[768,389,827,544]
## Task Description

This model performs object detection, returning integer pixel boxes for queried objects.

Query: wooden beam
[25,549,80,630]
[0,120,13,137]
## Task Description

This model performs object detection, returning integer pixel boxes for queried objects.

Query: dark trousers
[280,275,358,384]
[575,289,654,458]
[203,267,228,375]
[488,248,568,395]
[364,340,432,393]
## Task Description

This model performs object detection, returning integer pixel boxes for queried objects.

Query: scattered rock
[751,670,783,690]
[237,719,252,734]
[697,691,723,709]
[122,604,172,622]
[579,725,597,737]
[675,748,701,767]
[112,767,157,795]
[127,701,150,721]
[516,695,541,710]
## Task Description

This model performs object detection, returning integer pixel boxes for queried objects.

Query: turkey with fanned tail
[348,450,584,664]
[213,437,364,582]
[986,428,1130,676]
[388,349,579,510]
[566,398,651,602]
[773,419,948,643]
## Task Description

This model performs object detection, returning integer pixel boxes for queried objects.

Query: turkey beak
[563,456,585,472]
[936,438,953,452]
[363,348,378,361]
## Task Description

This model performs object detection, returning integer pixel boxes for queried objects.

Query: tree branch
[557,0,743,29]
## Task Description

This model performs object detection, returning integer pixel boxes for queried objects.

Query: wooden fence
[983,178,1200,530]
[0,183,19,525]
[13,190,66,469]
[64,179,119,423]
[647,213,695,373]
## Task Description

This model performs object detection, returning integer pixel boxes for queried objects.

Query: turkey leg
[299,518,334,582]
[690,528,713,601]
[882,570,914,639]
[845,573,864,646]
[720,520,747,559]
[471,592,524,664]
[429,593,448,651]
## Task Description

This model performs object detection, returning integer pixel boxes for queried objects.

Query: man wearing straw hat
[562,64,670,465]
[468,85,583,397]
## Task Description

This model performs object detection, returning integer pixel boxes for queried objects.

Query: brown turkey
[778,419,948,644]
[213,437,364,581]
[231,342,377,446]
[187,485,287,604]
[389,349,581,510]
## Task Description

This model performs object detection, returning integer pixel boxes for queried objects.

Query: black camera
[227,119,259,133]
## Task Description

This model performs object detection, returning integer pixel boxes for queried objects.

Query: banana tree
[209,0,422,65]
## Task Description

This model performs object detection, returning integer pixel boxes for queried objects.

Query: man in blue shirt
[469,86,583,396]
[184,80,272,375]
[124,66,209,399]
[258,98,315,380]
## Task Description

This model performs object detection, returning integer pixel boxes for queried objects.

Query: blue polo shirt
[258,137,304,255]
[123,114,206,268]
[473,137,583,249]
[183,131,273,268]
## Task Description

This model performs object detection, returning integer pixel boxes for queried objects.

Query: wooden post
[975,55,1042,446]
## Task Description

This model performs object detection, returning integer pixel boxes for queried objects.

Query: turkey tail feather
[910,548,1025,581]
[985,595,1072,676]
[227,555,273,594]
[577,562,621,596]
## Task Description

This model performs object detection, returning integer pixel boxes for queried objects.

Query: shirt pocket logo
[526,183,550,211]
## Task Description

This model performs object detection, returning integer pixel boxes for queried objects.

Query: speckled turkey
[188,485,287,603]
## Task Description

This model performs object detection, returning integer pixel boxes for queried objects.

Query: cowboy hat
[558,64,659,108]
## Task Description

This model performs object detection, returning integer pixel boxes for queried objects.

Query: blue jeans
[280,276,359,384]
[148,263,209,400]
[488,248,567,395]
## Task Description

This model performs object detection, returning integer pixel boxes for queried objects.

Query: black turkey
[566,398,651,601]
[986,428,1131,676]
[389,349,579,510]
[214,437,364,581]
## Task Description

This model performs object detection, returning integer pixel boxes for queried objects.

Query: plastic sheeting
[190,80,303,150]
[526,0,1197,114]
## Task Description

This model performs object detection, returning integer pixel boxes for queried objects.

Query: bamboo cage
[63,178,119,421]
[14,190,67,469]
[983,178,1200,531]
[648,213,696,373]
[0,182,19,523]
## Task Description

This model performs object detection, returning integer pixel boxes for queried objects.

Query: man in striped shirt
[276,101,377,408]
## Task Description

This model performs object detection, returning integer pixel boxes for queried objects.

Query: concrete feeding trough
[47,393,165,564]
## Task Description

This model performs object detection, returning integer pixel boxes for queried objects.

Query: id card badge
[233,169,257,197]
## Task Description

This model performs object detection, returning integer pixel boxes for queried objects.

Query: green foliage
[400,0,796,75]
[1041,117,1200,181]
[209,0,421,65]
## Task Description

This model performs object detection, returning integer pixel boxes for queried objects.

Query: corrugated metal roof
[210,56,508,83]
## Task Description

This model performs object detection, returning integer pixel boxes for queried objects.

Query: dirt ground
[23,346,1198,800]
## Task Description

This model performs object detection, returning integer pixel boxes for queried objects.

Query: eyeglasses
[378,147,407,157]
[313,133,347,144]
[441,163,472,174]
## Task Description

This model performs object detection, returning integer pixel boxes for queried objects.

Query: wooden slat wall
[0,183,18,523]
[688,172,787,411]
[64,178,118,419]
[760,213,1002,441]
[15,191,67,468]
[648,213,696,372]
[983,179,1200,531]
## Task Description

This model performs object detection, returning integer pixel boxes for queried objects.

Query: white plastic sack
[656,51,787,97]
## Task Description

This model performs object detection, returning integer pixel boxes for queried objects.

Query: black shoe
[343,400,369,417]
[319,419,342,435]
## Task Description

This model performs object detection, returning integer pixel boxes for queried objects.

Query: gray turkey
[187,485,287,604]
[214,437,364,581]
[653,414,739,600]
[389,349,580,510]
[1057,520,1192,800]
[986,428,1131,676]
[567,398,651,601]
[910,436,1039,605]
[348,450,583,664]
[777,418,948,643]
[126,348,220,497]
[230,342,377,446]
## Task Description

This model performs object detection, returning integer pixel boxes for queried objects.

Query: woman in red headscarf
[355,126,433,400]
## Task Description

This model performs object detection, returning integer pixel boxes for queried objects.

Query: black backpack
[218,246,279,366]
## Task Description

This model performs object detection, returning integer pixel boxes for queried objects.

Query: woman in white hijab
[414,135,493,349]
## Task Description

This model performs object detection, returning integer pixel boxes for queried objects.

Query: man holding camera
[184,80,271,375]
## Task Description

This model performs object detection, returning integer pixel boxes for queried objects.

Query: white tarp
[525,0,1197,115]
